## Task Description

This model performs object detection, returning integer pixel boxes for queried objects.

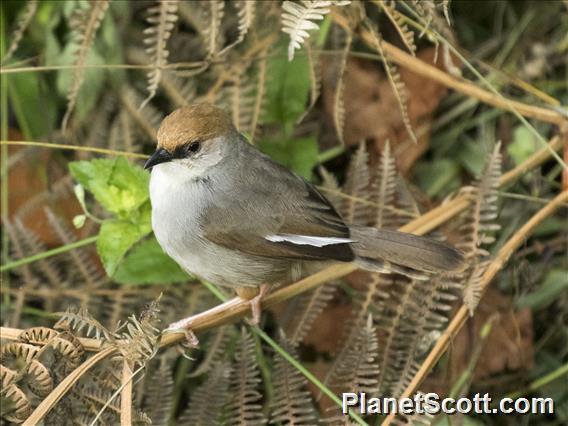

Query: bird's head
[144,104,237,176]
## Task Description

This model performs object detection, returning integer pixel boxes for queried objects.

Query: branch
[1,136,562,348]
[381,190,568,426]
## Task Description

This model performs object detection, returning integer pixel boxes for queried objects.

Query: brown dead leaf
[425,287,534,396]
[322,47,449,172]
[5,128,82,246]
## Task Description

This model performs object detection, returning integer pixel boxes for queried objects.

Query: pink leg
[239,284,270,326]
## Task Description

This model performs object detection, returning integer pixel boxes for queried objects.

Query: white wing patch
[265,234,352,247]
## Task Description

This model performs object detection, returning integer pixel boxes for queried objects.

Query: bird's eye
[186,141,201,154]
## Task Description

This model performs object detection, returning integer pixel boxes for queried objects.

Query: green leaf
[7,71,56,139]
[508,126,537,166]
[516,269,568,310]
[114,237,190,285]
[258,136,319,180]
[69,157,149,217]
[415,159,461,197]
[97,217,152,276]
[54,39,105,122]
[264,39,311,131]
[458,141,487,177]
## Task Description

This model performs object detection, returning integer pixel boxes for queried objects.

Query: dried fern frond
[109,109,140,153]
[318,166,342,210]
[326,315,379,423]
[270,332,318,425]
[282,0,351,61]
[61,0,110,129]
[56,307,114,341]
[115,297,162,368]
[365,21,417,144]
[224,328,266,425]
[370,141,399,228]
[179,361,231,425]
[333,32,352,145]
[284,281,338,344]
[1,326,88,423]
[341,142,371,224]
[44,208,106,290]
[219,0,256,55]
[142,357,174,425]
[121,86,163,140]
[189,326,235,378]
[297,41,322,123]
[458,143,502,313]
[203,0,226,58]
[2,0,38,64]
[379,0,417,55]
[141,0,179,109]
[249,56,268,143]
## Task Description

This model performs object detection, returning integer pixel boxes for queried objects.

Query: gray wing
[201,146,354,262]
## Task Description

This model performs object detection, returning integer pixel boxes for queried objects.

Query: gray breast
[149,165,293,288]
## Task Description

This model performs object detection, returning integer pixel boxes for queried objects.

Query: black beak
[144,148,173,170]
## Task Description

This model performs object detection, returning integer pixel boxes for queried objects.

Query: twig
[381,190,568,426]
[120,361,133,426]
[0,140,146,159]
[1,137,562,347]
[0,236,99,273]
[23,347,117,425]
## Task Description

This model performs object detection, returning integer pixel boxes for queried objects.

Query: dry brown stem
[120,361,133,426]
[381,189,568,425]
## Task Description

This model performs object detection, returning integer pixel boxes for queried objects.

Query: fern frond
[180,361,231,425]
[115,297,162,368]
[55,307,114,341]
[380,0,417,55]
[249,56,267,143]
[282,1,351,61]
[204,0,225,57]
[220,0,256,55]
[270,332,318,425]
[326,315,379,422]
[365,21,417,144]
[333,32,352,145]
[2,0,38,64]
[141,0,179,109]
[370,141,399,228]
[318,166,342,210]
[189,326,235,378]
[15,219,61,287]
[121,86,162,140]
[225,328,266,425]
[457,143,502,313]
[285,281,338,344]
[61,0,109,129]
[44,208,105,289]
[143,357,173,425]
[341,142,370,224]
[297,41,322,123]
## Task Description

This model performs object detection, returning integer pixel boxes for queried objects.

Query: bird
[145,103,464,327]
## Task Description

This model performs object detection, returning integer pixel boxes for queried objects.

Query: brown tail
[350,226,465,276]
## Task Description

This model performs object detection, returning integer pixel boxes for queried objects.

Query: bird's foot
[164,319,199,347]
[237,284,270,326]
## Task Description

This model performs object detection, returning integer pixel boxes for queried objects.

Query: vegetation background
[0,0,566,425]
